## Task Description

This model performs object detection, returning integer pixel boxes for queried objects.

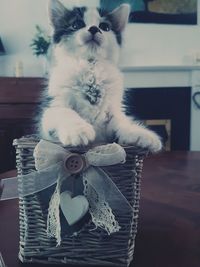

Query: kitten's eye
[72,20,85,30]
[99,22,111,32]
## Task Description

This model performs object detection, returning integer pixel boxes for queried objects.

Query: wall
[0,0,99,76]
[0,0,200,76]
[121,20,200,67]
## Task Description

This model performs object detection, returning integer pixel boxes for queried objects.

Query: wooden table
[0,151,200,267]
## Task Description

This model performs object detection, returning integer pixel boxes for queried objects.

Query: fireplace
[124,87,191,151]
[121,65,200,151]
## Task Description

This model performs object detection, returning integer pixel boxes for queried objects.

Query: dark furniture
[0,77,43,173]
[1,151,200,267]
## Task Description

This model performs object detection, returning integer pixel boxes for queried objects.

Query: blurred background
[0,0,200,76]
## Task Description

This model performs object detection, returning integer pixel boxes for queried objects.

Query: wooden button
[64,153,85,174]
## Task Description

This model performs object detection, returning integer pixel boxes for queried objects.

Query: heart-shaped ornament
[60,191,89,226]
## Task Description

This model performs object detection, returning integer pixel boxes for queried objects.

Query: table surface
[0,151,200,267]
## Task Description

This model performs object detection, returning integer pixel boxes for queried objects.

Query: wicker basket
[13,136,147,267]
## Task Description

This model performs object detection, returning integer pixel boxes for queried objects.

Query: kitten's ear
[108,4,130,32]
[48,0,68,28]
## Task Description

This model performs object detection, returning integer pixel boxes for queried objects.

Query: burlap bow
[1,140,134,245]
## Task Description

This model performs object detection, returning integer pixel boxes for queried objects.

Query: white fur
[41,2,162,152]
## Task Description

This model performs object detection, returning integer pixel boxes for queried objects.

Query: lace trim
[46,176,62,246]
[86,143,126,167]
[83,175,120,234]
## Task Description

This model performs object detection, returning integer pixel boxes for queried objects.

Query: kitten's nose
[88,26,101,35]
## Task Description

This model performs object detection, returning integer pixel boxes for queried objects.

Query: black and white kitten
[40,0,162,152]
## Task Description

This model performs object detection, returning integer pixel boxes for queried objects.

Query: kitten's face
[49,0,130,63]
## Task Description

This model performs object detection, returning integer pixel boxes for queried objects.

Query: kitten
[40,0,162,152]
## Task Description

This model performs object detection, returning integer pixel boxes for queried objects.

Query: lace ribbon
[1,140,134,246]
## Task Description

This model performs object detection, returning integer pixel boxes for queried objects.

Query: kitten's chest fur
[49,58,123,141]
[72,62,106,115]
[53,60,121,119]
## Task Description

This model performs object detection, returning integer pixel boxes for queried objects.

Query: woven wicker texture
[13,136,147,267]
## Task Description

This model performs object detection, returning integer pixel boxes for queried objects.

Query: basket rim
[13,135,149,156]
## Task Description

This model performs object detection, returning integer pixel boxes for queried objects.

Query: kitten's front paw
[118,127,162,153]
[57,121,95,146]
